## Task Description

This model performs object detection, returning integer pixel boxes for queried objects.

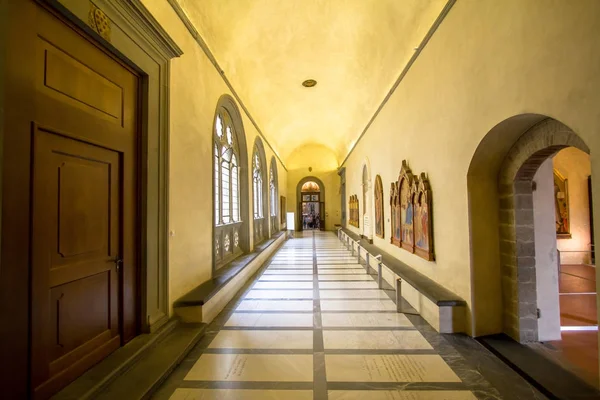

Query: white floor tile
[253,281,313,289]
[245,290,313,299]
[185,354,313,381]
[321,312,412,327]
[225,313,314,327]
[325,354,461,382]
[321,299,396,311]
[209,330,313,349]
[323,330,432,350]
[236,300,313,311]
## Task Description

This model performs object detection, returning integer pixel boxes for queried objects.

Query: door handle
[110,258,123,271]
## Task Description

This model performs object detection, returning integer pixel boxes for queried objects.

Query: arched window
[252,138,268,244]
[213,96,248,270]
[215,111,240,225]
[269,157,279,235]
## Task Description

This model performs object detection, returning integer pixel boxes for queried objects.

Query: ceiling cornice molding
[340,0,457,167]
[166,0,288,172]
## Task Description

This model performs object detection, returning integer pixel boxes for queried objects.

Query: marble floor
[153,231,542,400]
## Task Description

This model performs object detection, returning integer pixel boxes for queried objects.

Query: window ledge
[215,221,243,228]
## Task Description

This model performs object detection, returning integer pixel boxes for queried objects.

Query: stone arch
[296,176,326,231]
[498,118,588,342]
[467,114,591,341]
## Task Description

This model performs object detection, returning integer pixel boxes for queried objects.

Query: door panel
[320,201,325,231]
[32,128,121,398]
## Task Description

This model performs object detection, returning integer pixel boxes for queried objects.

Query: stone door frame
[498,118,589,342]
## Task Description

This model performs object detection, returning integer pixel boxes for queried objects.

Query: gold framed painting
[554,169,571,239]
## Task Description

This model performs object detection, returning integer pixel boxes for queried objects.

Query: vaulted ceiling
[177,0,448,166]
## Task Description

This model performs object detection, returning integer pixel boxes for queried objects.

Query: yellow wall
[141,0,288,312]
[341,0,600,336]
[554,148,593,264]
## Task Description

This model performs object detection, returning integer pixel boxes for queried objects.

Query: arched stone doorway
[296,176,326,231]
[468,115,594,343]
[498,119,590,342]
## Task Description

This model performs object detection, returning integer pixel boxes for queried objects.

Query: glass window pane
[222,146,231,162]
[258,176,263,218]
[270,184,276,216]
[232,165,239,222]
[215,115,223,138]
[253,178,258,218]
[222,161,230,224]
[226,126,233,145]
[215,145,220,225]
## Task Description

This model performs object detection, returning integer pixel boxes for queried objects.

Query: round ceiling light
[302,79,317,88]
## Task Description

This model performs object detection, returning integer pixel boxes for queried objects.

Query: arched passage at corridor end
[296,176,326,231]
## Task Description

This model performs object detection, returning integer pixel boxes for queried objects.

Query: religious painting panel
[554,169,570,238]
[349,194,360,227]
[399,161,415,253]
[390,182,400,246]
[414,173,434,260]
[356,195,360,227]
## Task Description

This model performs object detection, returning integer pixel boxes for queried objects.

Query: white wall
[533,159,561,341]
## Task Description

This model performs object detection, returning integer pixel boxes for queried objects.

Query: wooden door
[16,4,140,398]
[31,128,122,397]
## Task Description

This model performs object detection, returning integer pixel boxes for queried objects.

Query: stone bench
[338,228,466,333]
[173,231,287,324]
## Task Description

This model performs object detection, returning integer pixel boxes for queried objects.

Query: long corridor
[153,232,537,400]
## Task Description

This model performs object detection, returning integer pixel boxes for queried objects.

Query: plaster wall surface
[553,147,593,265]
[141,0,288,313]
[533,159,561,341]
[341,0,600,336]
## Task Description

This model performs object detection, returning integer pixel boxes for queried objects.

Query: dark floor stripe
[177,381,314,390]
[312,231,328,400]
